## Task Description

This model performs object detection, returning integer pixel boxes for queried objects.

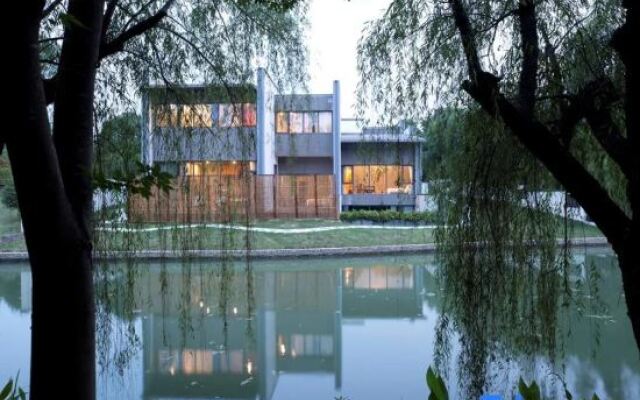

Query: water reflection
[0,251,638,399]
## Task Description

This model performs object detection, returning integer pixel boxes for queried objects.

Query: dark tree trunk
[619,232,640,351]
[8,1,102,398]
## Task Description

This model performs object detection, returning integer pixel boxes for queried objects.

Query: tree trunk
[9,1,99,398]
[618,224,640,353]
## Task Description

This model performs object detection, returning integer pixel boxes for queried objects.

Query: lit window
[342,166,353,194]
[219,104,242,127]
[318,112,332,133]
[303,113,318,133]
[276,112,289,133]
[289,112,303,133]
[185,162,203,176]
[153,105,177,128]
[243,103,257,127]
[344,165,413,194]
[191,104,212,128]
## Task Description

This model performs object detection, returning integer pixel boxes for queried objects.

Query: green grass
[0,202,21,236]
[0,216,604,252]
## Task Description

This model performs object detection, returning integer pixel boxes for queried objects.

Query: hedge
[339,210,438,224]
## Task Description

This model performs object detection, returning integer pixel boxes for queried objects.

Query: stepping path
[96,223,438,234]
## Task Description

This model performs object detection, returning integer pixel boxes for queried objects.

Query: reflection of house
[135,262,432,399]
[342,265,424,319]
[138,265,344,400]
[131,68,424,222]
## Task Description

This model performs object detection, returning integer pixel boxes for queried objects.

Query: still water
[0,249,639,399]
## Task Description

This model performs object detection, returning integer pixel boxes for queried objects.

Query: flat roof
[340,119,425,143]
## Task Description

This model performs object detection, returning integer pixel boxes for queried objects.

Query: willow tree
[358,0,638,352]
[6,0,306,398]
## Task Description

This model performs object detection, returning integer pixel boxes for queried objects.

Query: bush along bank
[339,210,438,225]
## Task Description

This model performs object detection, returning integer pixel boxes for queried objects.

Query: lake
[0,248,639,399]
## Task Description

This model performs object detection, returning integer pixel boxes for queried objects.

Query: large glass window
[184,161,251,177]
[289,112,304,133]
[242,103,256,127]
[318,112,332,133]
[186,104,213,128]
[342,166,353,194]
[275,111,332,134]
[153,103,258,129]
[303,113,319,133]
[276,112,289,133]
[219,104,242,128]
[153,104,177,128]
[342,165,413,194]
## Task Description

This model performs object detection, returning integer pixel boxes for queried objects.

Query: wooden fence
[128,174,337,223]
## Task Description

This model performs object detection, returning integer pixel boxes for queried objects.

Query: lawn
[0,202,21,236]
[0,215,603,252]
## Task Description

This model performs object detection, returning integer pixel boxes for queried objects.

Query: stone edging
[0,237,609,263]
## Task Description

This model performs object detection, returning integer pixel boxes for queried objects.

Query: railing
[128,174,337,223]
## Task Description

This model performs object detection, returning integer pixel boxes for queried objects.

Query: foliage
[426,367,448,400]
[0,155,17,209]
[93,162,173,198]
[339,209,437,224]
[94,113,141,179]
[0,373,26,400]
[425,367,602,400]
[358,1,632,395]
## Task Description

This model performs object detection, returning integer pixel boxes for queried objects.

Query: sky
[306,0,391,118]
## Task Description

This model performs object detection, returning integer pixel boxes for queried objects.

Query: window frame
[275,111,333,134]
[341,164,414,195]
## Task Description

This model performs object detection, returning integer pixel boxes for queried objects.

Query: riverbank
[0,236,610,262]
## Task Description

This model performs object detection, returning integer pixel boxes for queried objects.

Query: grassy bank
[0,213,604,252]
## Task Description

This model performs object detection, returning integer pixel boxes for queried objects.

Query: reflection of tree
[0,269,22,311]
[432,250,633,399]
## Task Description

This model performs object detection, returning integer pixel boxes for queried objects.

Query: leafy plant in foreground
[425,367,601,400]
[0,373,26,400]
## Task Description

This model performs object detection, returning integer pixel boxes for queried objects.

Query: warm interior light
[246,360,253,375]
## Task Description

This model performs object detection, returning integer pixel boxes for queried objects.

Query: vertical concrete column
[414,142,422,196]
[141,88,152,165]
[257,67,275,175]
[332,80,342,214]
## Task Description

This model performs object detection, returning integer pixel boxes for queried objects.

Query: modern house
[131,68,424,222]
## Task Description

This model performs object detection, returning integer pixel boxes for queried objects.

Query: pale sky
[307,0,391,118]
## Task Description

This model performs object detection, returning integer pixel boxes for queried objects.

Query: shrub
[339,210,437,224]
[1,184,18,209]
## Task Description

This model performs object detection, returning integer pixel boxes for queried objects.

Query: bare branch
[450,0,631,251]
[517,0,539,116]
[101,0,119,41]
[99,0,175,59]
[43,0,64,18]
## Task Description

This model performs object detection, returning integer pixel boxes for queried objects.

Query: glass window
[342,166,353,194]
[243,103,256,127]
[318,112,332,133]
[401,166,413,184]
[353,166,371,194]
[289,112,303,133]
[219,104,242,127]
[181,106,192,128]
[343,165,413,194]
[191,104,212,128]
[276,112,289,133]
[211,103,219,125]
[153,105,176,128]
[385,165,400,190]
[185,162,203,176]
[371,165,386,194]
[303,112,319,133]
